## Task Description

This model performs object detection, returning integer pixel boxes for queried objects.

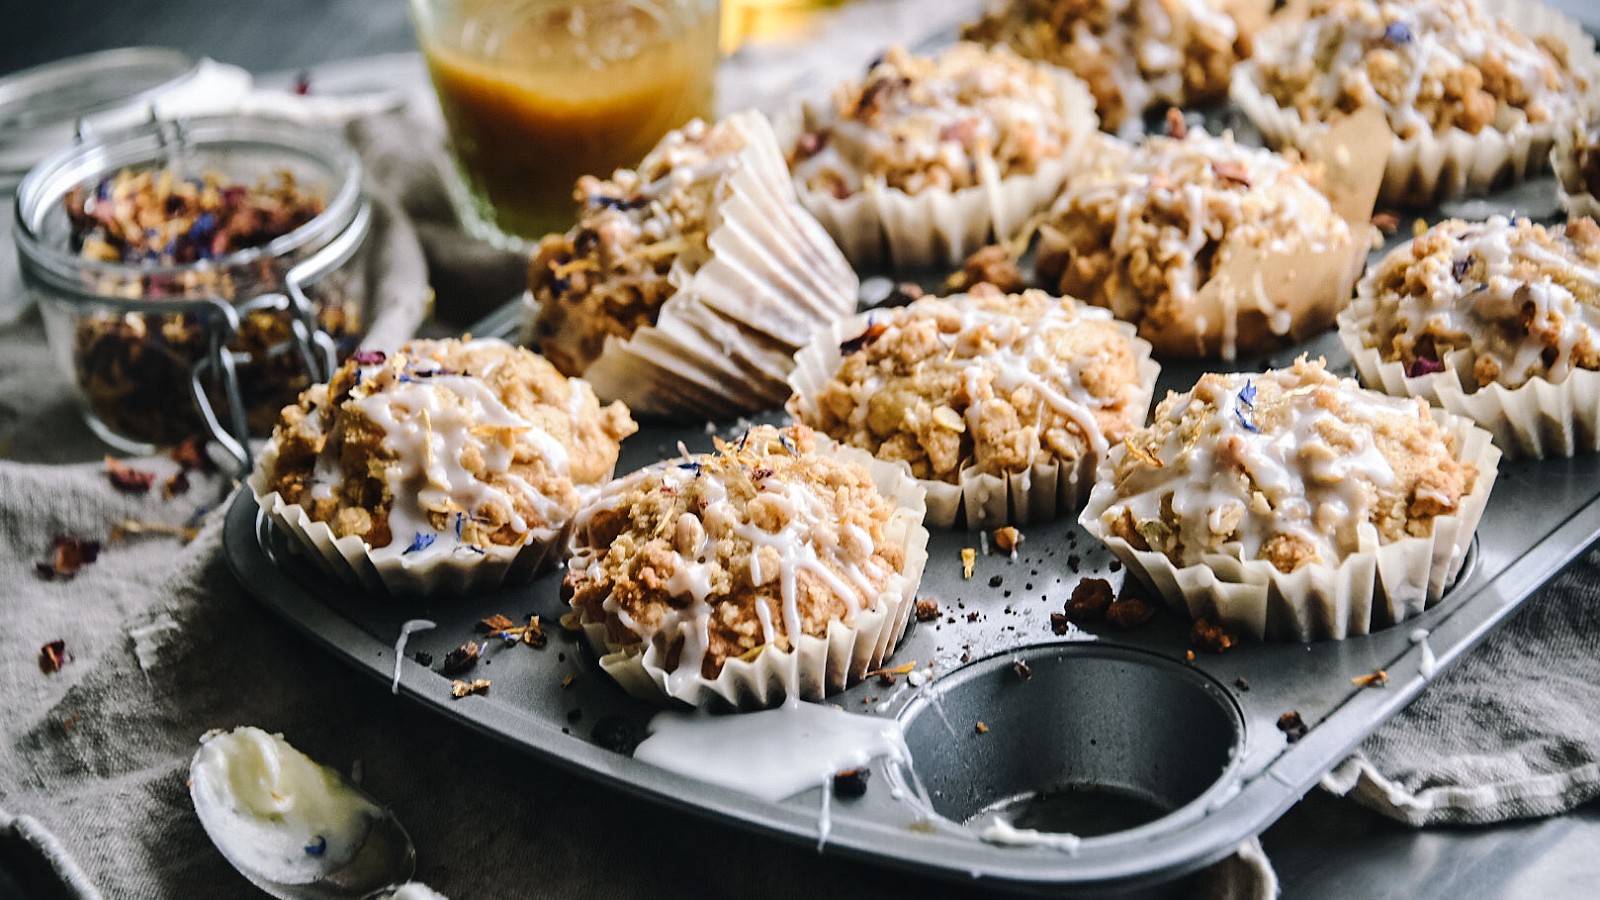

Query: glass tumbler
[408,0,720,245]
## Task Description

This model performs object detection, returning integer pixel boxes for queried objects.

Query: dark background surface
[5,1,1600,898]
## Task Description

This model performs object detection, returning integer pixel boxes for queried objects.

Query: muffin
[787,284,1159,529]
[1081,357,1499,641]
[962,0,1266,135]
[528,111,857,420]
[1037,127,1371,360]
[786,42,1097,268]
[1338,215,1600,458]
[250,337,637,596]
[1553,110,1600,220]
[1234,0,1599,207]
[566,424,929,710]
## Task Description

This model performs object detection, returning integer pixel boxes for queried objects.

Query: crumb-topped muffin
[786,42,1096,267]
[1037,128,1361,360]
[1235,0,1599,205]
[1554,110,1600,219]
[1081,357,1498,640]
[962,0,1261,135]
[787,283,1158,527]
[527,111,857,419]
[254,337,636,595]
[1339,215,1600,457]
[567,424,928,709]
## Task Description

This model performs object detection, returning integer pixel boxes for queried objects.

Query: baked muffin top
[1037,129,1349,347]
[1250,0,1589,139]
[1098,357,1477,573]
[1352,215,1600,390]
[567,424,911,681]
[265,338,636,556]
[962,0,1253,133]
[788,43,1084,198]
[793,284,1148,483]
[529,118,745,377]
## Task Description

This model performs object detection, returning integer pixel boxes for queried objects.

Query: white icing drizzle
[792,43,1074,195]
[347,342,571,561]
[1362,216,1600,389]
[1104,362,1434,569]
[568,437,895,701]
[1254,0,1585,139]
[1410,627,1437,679]
[392,619,437,695]
[632,701,912,805]
[979,817,1083,855]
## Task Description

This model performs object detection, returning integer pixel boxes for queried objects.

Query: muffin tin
[225,291,1600,895]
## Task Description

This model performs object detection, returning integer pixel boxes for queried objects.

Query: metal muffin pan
[226,253,1600,892]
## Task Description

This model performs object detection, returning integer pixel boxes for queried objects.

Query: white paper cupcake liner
[536,109,858,421]
[1552,119,1600,221]
[786,308,1160,529]
[1079,410,1501,641]
[1338,295,1600,458]
[574,440,931,711]
[787,67,1098,270]
[1232,0,1600,208]
[248,441,569,599]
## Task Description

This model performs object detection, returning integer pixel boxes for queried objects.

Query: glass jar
[13,115,372,471]
[408,0,720,245]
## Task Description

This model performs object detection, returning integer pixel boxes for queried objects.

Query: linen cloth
[1,2,1598,897]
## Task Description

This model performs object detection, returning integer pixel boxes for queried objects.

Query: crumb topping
[962,0,1251,133]
[796,284,1147,483]
[1038,130,1348,354]
[528,118,747,376]
[1357,215,1600,389]
[788,43,1082,198]
[1252,0,1590,139]
[1101,357,1476,573]
[265,338,636,556]
[566,425,909,683]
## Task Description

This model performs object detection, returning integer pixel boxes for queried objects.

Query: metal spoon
[189,742,416,900]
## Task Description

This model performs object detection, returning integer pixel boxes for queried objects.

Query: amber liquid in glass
[421,1,718,241]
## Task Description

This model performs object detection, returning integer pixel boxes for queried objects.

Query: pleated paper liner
[535,108,858,421]
[787,62,1099,270]
[1552,117,1600,221]
[1338,296,1600,459]
[248,440,568,599]
[1041,105,1386,362]
[1079,410,1501,642]
[572,440,931,711]
[1233,0,1600,208]
[787,306,1160,529]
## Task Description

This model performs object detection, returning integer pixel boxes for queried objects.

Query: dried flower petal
[991,526,1023,554]
[441,641,481,675]
[1406,357,1447,378]
[352,350,387,365]
[478,614,517,633]
[403,532,436,554]
[39,640,71,674]
[450,678,491,699]
[37,535,101,581]
[961,547,976,579]
[1124,438,1164,468]
[839,320,889,355]
[162,471,191,499]
[1352,670,1389,688]
[105,456,156,493]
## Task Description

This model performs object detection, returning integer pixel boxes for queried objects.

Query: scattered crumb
[561,673,577,689]
[161,471,190,499]
[1011,660,1032,681]
[1277,711,1308,742]
[1184,650,1196,663]
[1189,617,1238,654]
[1105,596,1156,629]
[867,660,917,686]
[1165,107,1187,138]
[450,678,490,698]
[914,598,941,622]
[991,526,1023,555]
[833,767,871,798]
[987,574,1003,588]
[1234,677,1250,691]
[1352,670,1389,689]
[1064,578,1114,623]
[1049,613,1071,635]
[441,641,482,675]
[961,548,976,579]
[974,721,989,735]
[1371,211,1399,234]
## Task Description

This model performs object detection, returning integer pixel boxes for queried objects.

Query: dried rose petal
[1406,357,1447,378]
[36,535,102,581]
[105,456,156,493]
[39,640,71,674]
[169,435,214,472]
[839,321,889,355]
[162,471,191,499]
[351,350,387,366]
